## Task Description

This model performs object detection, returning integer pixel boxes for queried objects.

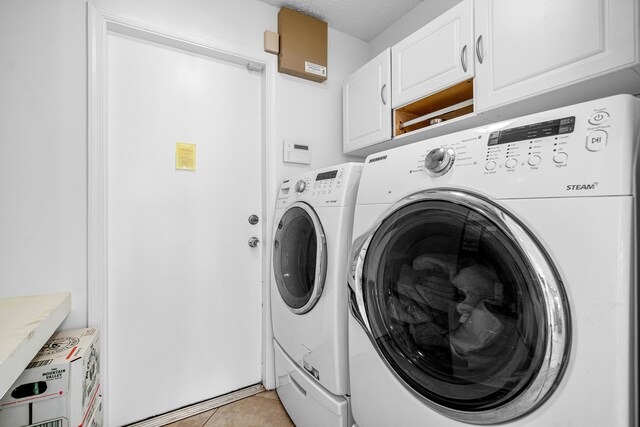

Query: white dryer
[272,162,362,427]
[348,95,639,426]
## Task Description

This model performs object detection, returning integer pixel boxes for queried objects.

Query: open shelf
[394,79,474,136]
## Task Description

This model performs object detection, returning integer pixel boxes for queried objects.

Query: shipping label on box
[0,328,101,427]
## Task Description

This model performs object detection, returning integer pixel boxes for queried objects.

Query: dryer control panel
[275,163,363,208]
[311,168,345,194]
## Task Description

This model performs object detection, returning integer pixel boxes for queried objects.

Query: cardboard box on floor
[0,328,101,427]
[84,394,103,427]
[278,7,328,82]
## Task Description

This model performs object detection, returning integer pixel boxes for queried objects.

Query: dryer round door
[349,190,570,424]
[273,202,327,314]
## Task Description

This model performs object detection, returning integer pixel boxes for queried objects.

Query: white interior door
[107,32,263,426]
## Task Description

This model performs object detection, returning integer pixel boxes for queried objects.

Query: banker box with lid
[0,328,101,427]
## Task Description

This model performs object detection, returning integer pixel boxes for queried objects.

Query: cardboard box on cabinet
[0,328,101,427]
[278,7,328,82]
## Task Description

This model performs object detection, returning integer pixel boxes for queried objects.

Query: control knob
[424,147,456,176]
[294,180,307,193]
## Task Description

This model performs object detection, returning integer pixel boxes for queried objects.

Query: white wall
[0,0,368,329]
[369,0,462,58]
[0,0,87,329]
[277,29,368,181]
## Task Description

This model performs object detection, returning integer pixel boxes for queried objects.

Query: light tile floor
[163,390,294,427]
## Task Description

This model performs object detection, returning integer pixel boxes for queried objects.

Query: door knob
[248,237,260,248]
[248,214,259,225]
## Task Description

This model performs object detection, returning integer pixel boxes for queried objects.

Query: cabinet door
[343,48,391,154]
[391,0,474,108]
[475,0,639,112]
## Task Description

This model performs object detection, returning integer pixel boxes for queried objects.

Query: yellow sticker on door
[175,142,196,171]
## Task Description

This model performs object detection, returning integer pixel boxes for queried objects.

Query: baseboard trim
[126,383,266,427]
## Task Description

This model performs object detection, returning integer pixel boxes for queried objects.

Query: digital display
[316,170,338,181]
[488,116,575,146]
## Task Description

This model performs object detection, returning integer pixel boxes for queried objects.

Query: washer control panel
[482,116,575,173]
[276,164,361,208]
[406,105,617,178]
[362,95,639,202]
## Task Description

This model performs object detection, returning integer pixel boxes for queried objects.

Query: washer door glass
[274,204,326,314]
[359,197,569,419]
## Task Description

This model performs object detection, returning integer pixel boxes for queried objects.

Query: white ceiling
[259,0,424,42]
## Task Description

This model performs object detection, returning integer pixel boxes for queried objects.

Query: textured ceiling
[259,0,423,41]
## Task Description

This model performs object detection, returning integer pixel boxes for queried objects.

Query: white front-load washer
[348,94,639,426]
[272,162,362,427]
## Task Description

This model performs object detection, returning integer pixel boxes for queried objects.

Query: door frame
[87,6,278,424]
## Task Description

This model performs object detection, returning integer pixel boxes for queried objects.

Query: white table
[0,293,71,398]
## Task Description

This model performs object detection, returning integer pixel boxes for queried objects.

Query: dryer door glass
[359,197,569,417]
[273,205,327,314]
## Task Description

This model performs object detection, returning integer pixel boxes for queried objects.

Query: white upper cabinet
[343,48,392,154]
[392,0,474,108]
[474,0,640,112]
[342,0,639,155]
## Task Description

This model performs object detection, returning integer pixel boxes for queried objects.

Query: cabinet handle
[380,83,387,105]
[476,35,484,64]
[460,45,468,72]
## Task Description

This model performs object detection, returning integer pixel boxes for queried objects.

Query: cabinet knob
[248,237,260,248]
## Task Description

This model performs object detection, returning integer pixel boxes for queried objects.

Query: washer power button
[588,111,609,125]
